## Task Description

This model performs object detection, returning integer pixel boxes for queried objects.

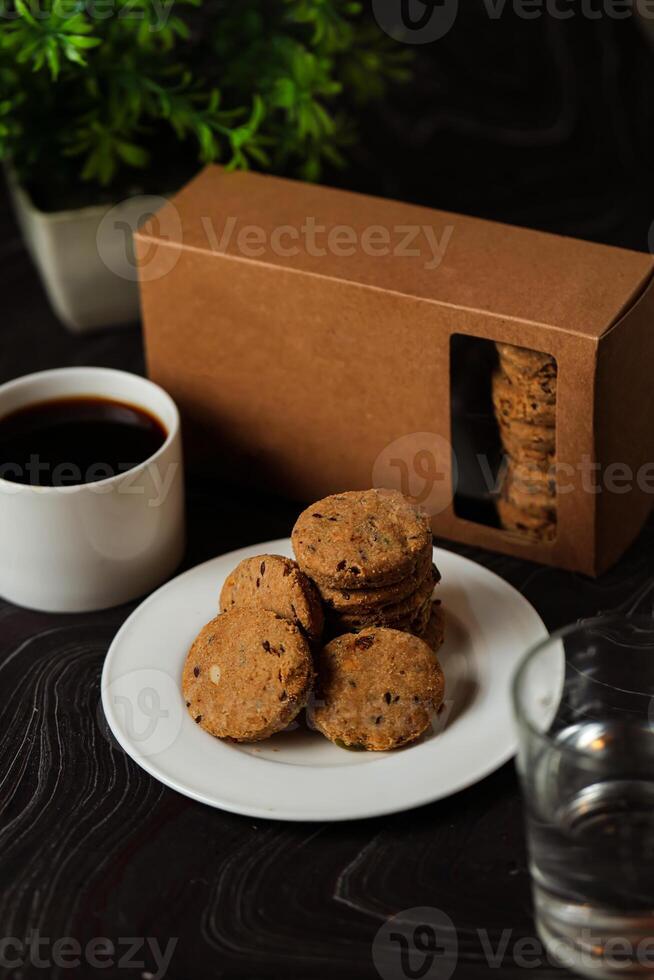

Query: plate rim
[101,539,548,822]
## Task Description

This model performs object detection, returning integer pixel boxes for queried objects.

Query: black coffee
[0,396,167,487]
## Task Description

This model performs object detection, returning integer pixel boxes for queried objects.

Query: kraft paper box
[136,165,654,576]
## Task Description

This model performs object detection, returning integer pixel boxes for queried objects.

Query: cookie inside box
[450,335,558,543]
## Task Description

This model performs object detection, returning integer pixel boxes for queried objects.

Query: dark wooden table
[1,191,653,980]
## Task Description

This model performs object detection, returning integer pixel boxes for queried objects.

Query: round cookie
[308,627,445,751]
[496,343,557,381]
[502,445,555,470]
[324,594,433,641]
[292,489,432,590]
[319,553,438,613]
[408,596,434,637]
[498,417,556,458]
[330,566,438,630]
[422,602,445,653]
[504,468,555,518]
[182,607,313,742]
[219,554,324,640]
[492,371,556,427]
[508,457,556,494]
[326,599,430,639]
[498,368,557,402]
[496,497,556,543]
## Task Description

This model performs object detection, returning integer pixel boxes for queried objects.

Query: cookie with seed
[507,457,556,494]
[496,497,556,543]
[496,343,557,381]
[182,607,313,742]
[326,599,428,640]
[292,489,432,590]
[324,594,433,642]
[408,596,434,637]
[319,554,438,613]
[329,566,437,631]
[498,417,556,459]
[219,554,324,641]
[503,466,555,518]
[492,371,556,427]
[497,367,557,402]
[308,627,445,751]
[422,602,445,653]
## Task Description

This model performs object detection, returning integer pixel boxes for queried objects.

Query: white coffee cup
[0,367,185,612]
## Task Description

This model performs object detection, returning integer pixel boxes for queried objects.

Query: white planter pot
[6,171,168,333]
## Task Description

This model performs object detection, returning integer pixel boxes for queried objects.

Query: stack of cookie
[492,342,557,542]
[183,488,446,750]
[291,489,444,651]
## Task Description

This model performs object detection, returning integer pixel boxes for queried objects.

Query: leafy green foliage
[0,0,410,204]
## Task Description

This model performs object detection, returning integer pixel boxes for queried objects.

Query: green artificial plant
[0,0,410,209]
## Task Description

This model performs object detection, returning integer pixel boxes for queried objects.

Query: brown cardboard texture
[136,166,654,575]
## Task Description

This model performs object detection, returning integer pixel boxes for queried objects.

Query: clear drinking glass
[512,615,654,979]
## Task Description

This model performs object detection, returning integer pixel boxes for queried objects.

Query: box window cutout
[451,335,557,542]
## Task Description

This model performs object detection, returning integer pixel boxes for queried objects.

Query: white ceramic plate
[102,540,547,822]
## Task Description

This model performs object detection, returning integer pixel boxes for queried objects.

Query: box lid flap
[139,166,654,338]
